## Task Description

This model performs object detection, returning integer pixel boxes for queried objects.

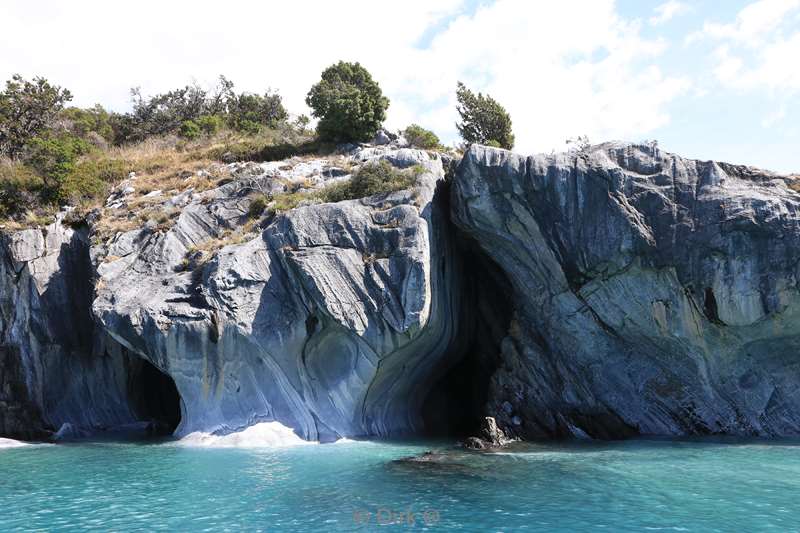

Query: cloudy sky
[1,0,798,172]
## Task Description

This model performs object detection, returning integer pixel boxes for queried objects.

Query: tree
[60,104,115,144]
[227,90,287,132]
[113,76,289,143]
[0,75,73,158]
[455,82,514,150]
[306,61,389,142]
[403,124,441,150]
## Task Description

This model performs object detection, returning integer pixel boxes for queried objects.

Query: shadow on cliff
[420,180,515,439]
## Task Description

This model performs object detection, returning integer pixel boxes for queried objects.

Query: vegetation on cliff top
[0,64,514,229]
[455,81,515,150]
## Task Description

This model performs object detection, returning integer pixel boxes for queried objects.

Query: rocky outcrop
[0,219,146,440]
[453,142,800,438]
[91,146,463,441]
[4,140,800,443]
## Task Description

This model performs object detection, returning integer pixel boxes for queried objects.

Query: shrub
[321,160,420,202]
[24,134,92,200]
[235,119,261,135]
[58,160,109,204]
[114,77,289,143]
[196,114,224,135]
[228,92,287,132]
[404,124,441,150]
[0,75,73,158]
[179,120,201,140]
[248,195,267,218]
[306,61,389,142]
[455,81,514,150]
[60,105,114,143]
[0,160,43,218]
[62,157,130,203]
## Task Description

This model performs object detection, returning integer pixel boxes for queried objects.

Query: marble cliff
[3,141,800,442]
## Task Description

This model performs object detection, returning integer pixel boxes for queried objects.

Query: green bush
[321,160,420,202]
[228,92,287,132]
[455,81,514,150]
[115,76,289,143]
[234,119,261,135]
[0,161,43,218]
[248,195,267,218]
[196,114,224,135]
[306,61,389,142]
[0,75,72,158]
[61,105,114,143]
[179,120,201,140]
[404,124,441,149]
[59,156,130,205]
[24,134,92,200]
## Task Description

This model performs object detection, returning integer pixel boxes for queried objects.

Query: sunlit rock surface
[453,142,800,438]
[5,140,800,443]
[92,146,461,440]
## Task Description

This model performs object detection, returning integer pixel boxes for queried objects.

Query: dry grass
[179,218,263,271]
[1,126,316,232]
[88,135,236,240]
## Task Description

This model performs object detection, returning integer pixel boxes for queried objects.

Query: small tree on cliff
[306,61,389,143]
[0,75,73,158]
[455,82,514,150]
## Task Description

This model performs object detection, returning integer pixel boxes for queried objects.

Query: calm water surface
[1,437,799,531]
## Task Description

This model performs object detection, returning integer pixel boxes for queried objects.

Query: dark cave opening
[127,358,182,437]
[703,287,721,323]
[421,236,515,439]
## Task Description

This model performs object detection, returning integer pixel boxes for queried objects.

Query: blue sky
[1,0,798,172]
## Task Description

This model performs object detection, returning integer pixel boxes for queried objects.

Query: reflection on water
[2,437,800,531]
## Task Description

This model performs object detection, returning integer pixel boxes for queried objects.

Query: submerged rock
[463,416,509,450]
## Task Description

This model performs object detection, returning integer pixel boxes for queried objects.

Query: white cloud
[0,0,689,154]
[693,0,800,92]
[703,0,800,45]
[762,105,787,127]
[407,0,689,152]
[649,1,689,26]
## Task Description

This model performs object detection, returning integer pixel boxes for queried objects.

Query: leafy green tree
[0,75,73,158]
[306,61,389,142]
[455,82,514,150]
[227,91,287,132]
[60,105,115,143]
[403,124,441,149]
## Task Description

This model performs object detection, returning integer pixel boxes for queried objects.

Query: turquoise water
[2,438,800,531]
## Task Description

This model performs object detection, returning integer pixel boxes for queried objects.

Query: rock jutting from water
[3,140,800,443]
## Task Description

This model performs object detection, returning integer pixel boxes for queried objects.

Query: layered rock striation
[3,141,800,442]
[453,142,800,438]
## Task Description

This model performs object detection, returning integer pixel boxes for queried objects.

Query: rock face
[91,147,462,441]
[453,142,800,438]
[4,140,800,443]
[0,220,147,440]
